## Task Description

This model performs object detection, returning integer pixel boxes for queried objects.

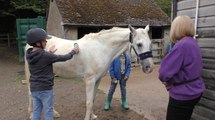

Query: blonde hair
[170,15,195,43]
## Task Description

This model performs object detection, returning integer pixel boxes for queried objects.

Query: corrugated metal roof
[55,0,170,26]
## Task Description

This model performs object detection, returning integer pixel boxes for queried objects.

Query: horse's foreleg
[84,76,97,120]
[91,78,102,119]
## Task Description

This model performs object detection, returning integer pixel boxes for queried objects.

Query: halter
[129,33,153,60]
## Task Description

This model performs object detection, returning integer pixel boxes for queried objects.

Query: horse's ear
[145,24,150,32]
[128,24,136,35]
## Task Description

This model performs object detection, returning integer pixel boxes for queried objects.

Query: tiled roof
[55,0,170,26]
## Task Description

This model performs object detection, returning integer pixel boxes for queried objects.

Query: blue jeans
[31,90,53,120]
[108,79,127,97]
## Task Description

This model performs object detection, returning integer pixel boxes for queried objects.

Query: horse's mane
[81,27,127,40]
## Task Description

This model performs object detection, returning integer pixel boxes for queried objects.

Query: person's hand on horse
[49,45,57,53]
[72,47,79,54]
[111,78,117,84]
[124,76,129,81]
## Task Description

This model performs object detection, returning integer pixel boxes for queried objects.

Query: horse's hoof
[54,111,61,118]
[91,114,97,119]
[29,113,33,120]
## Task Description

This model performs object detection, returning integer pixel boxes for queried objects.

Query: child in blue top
[104,53,131,111]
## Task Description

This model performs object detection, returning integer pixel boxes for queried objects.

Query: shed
[173,0,215,119]
[47,0,170,63]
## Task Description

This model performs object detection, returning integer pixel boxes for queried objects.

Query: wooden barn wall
[175,0,215,120]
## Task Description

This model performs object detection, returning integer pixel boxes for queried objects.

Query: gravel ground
[0,47,148,120]
[99,65,168,120]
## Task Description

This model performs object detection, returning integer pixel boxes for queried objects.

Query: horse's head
[129,25,154,73]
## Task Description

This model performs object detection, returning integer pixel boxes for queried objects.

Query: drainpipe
[194,0,199,39]
[172,0,178,21]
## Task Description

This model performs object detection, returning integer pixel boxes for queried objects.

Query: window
[151,27,163,39]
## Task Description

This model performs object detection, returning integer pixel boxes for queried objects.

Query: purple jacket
[159,36,205,100]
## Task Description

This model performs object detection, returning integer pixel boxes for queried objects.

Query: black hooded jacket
[26,48,75,92]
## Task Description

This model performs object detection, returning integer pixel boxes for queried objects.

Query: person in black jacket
[26,28,79,120]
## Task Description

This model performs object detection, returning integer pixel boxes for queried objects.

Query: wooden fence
[0,33,16,47]
[152,39,163,64]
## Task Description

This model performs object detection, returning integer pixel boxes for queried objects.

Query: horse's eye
[137,43,143,48]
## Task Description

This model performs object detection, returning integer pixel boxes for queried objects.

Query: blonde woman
[159,15,205,120]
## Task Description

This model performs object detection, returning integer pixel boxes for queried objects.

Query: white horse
[25,25,154,120]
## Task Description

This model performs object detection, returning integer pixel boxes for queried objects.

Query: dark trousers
[108,79,127,98]
[166,96,201,120]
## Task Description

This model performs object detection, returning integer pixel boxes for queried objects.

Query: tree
[0,0,48,18]
[11,0,48,17]
[0,0,49,33]
[0,0,15,17]
[154,0,172,17]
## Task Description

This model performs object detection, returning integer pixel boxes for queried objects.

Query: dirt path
[0,47,168,120]
[0,47,146,120]
[99,65,169,120]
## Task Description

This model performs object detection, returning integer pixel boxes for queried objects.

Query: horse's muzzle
[140,58,154,73]
[139,51,153,60]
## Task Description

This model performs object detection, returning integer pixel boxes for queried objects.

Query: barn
[46,0,170,63]
[172,0,215,119]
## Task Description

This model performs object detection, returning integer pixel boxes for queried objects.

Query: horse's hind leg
[25,59,33,119]
[53,108,60,118]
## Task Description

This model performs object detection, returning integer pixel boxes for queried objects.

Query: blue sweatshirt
[26,48,75,92]
[109,54,131,80]
[159,36,205,100]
